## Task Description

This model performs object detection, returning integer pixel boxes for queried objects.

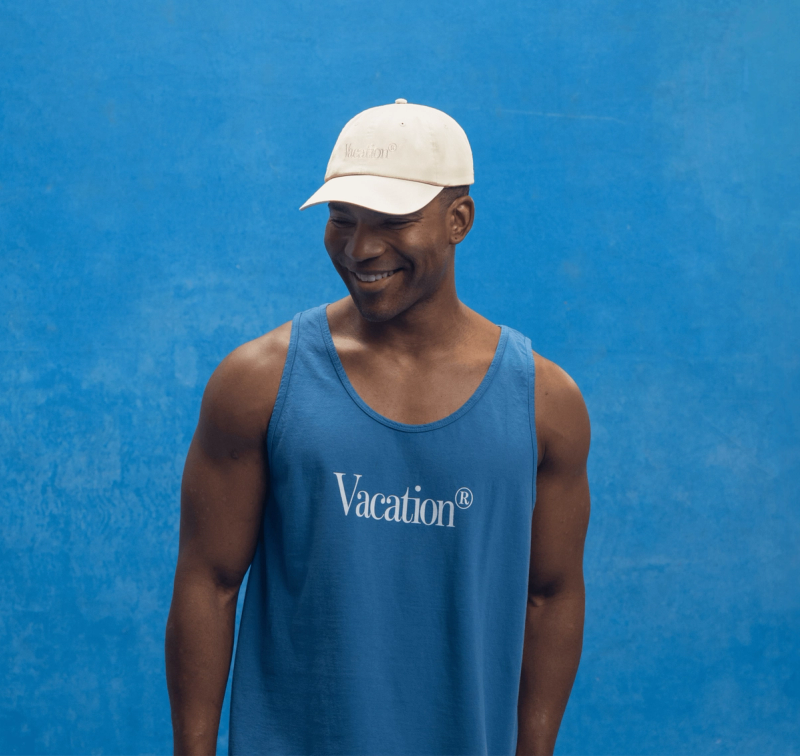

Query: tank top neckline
[315,302,510,434]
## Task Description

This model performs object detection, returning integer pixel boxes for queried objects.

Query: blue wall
[1,1,798,753]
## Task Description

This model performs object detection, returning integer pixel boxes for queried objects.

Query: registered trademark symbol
[455,487,473,509]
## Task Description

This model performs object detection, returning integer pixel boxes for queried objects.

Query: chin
[347,287,412,323]
[350,297,401,323]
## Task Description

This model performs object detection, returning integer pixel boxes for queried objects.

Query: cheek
[403,233,445,271]
[407,221,446,252]
[323,225,342,254]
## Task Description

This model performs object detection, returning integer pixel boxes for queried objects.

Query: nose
[345,221,385,263]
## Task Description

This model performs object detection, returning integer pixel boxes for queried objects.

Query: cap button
[395,98,407,104]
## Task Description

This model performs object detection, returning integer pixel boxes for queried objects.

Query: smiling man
[165,100,591,756]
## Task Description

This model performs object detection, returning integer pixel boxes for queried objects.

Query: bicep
[175,340,282,592]
[528,360,591,600]
[529,463,590,600]
[178,431,267,591]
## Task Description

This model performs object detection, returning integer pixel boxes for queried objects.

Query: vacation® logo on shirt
[333,473,473,528]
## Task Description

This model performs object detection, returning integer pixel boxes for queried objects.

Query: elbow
[211,568,246,605]
[526,578,585,608]
[173,556,246,608]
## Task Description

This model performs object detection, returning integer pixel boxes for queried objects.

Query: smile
[352,269,398,283]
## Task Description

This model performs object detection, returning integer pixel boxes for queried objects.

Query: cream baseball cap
[299,99,474,215]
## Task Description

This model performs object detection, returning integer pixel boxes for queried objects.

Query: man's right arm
[165,321,292,756]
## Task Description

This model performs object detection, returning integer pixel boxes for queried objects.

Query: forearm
[165,567,240,756]
[515,589,585,756]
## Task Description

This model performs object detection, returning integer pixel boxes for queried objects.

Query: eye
[383,218,412,229]
[329,216,355,228]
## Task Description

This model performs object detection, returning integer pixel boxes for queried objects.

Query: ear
[448,195,475,245]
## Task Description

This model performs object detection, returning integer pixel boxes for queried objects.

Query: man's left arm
[516,355,592,756]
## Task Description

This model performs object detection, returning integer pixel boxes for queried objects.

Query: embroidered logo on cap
[344,143,397,160]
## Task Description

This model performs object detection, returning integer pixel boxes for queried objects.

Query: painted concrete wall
[1,1,798,753]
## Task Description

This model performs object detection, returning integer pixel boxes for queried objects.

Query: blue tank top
[230,303,537,756]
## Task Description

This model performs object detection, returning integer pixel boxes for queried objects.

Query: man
[165,99,591,756]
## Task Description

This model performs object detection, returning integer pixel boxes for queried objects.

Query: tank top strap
[497,325,538,510]
[266,303,342,459]
[265,307,303,459]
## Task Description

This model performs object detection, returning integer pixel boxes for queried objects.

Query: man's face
[323,196,456,323]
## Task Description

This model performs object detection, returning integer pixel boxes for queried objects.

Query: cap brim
[299,175,444,215]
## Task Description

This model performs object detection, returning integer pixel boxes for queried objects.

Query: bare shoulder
[197,320,293,454]
[532,350,591,472]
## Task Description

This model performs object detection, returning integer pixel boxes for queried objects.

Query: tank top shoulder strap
[265,306,307,458]
[496,324,538,509]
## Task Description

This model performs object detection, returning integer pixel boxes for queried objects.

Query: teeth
[354,270,396,282]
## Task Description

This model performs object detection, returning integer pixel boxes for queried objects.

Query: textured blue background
[1,1,798,754]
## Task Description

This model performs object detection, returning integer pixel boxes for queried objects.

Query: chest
[336,349,495,426]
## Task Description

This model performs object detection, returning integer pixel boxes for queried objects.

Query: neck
[343,275,474,358]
